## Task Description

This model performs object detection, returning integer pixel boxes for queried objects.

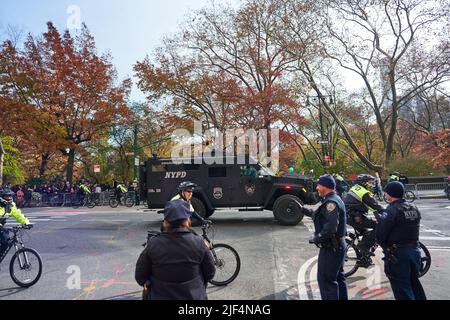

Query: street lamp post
[307,94,334,174]
[133,122,139,181]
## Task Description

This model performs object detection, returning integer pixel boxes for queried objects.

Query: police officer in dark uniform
[135,199,216,300]
[376,181,426,300]
[302,175,348,300]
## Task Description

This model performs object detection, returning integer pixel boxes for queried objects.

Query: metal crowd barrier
[413,182,447,199]
[16,191,137,208]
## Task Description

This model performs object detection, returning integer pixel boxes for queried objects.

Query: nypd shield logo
[213,187,223,199]
[245,183,256,196]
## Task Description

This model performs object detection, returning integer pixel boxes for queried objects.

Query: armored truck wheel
[273,194,304,226]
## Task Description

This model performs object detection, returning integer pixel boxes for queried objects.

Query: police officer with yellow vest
[115,182,127,203]
[344,174,384,266]
[170,182,206,225]
[377,181,426,300]
[77,181,91,205]
[333,173,349,197]
[388,172,400,183]
[302,175,348,300]
[0,189,32,257]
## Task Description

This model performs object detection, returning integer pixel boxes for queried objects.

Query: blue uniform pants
[384,247,427,300]
[0,229,10,258]
[317,240,348,300]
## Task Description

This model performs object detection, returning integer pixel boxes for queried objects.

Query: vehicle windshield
[257,162,275,176]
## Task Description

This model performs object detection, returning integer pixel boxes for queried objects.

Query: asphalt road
[0,199,449,300]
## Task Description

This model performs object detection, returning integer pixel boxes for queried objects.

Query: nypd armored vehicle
[139,156,318,225]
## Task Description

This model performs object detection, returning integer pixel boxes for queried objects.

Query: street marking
[421,229,444,233]
[110,220,130,222]
[420,236,450,241]
[427,246,450,251]
[446,206,450,209]
[297,256,320,300]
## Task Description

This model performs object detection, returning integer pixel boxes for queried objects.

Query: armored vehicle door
[205,164,232,206]
[235,164,271,206]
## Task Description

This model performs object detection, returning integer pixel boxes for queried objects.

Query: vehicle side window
[182,164,200,171]
[209,167,227,177]
[151,164,166,172]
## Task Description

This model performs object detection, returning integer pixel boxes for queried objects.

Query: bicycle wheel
[209,243,240,286]
[344,239,361,278]
[9,248,43,288]
[405,190,416,203]
[109,198,119,208]
[418,242,431,277]
[87,200,96,208]
[124,196,134,208]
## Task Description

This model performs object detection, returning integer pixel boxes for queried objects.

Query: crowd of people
[0,179,139,208]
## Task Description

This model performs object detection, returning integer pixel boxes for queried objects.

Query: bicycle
[72,193,96,209]
[344,230,431,278]
[144,221,240,286]
[109,193,134,208]
[0,225,42,287]
[382,190,416,203]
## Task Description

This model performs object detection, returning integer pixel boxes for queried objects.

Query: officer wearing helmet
[170,182,206,225]
[388,172,400,183]
[0,188,32,257]
[344,174,384,266]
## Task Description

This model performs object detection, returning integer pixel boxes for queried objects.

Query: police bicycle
[109,192,134,208]
[343,229,431,278]
[72,193,96,209]
[144,221,241,286]
[0,225,42,287]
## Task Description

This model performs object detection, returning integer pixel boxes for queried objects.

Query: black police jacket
[135,228,216,300]
[304,192,347,243]
[376,199,421,248]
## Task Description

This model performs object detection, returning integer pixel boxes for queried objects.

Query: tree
[273,0,450,173]
[135,0,306,165]
[0,22,131,183]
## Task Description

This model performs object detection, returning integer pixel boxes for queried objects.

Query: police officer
[344,174,384,266]
[302,175,348,300]
[388,172,400,183]
[115,182,127,203]
[0,189,32,257]
[333,173,349,197]
[134,199,216,300]
[78,181,91,204]
[376,181,426,300]
[171,181,206,224]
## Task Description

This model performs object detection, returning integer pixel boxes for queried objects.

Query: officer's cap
[385,181,405,198]
[164,199,190,223]
[317,175,336,190]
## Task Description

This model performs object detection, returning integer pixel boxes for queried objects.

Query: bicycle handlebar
[4,224,33,231]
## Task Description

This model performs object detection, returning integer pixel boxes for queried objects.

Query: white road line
[110,220,130,222]
[421,229,444,233]
[420,236,450,241]
[297,256,318,300]
[427,246,450,251]
[446,206,450,210]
